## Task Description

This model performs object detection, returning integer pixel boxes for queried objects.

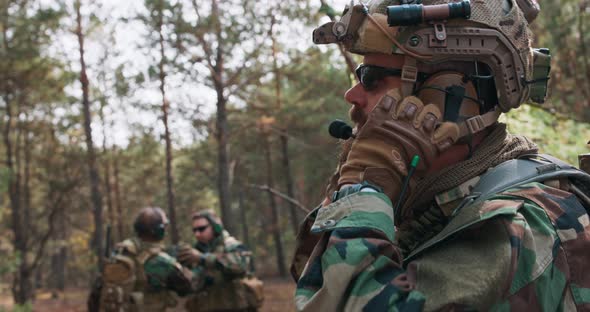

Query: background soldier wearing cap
[291,0,590,310]
[178,210,263,312]
[88,207,193,312]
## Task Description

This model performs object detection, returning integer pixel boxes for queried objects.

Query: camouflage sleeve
[295,192,426,311]
[488,182,590,310]
[296,182,590,311]
[210,243,251,276]
[144,253,193,296]
[197,244,251,286]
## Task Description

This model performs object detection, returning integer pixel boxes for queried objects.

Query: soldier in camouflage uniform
[178,210,261,312]
[89,207,193,312]
[291,0,590,311]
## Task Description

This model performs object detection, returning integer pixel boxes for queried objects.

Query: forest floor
[0,278,296,312]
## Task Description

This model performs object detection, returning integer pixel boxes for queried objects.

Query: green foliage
[114,65,130,97]
[0,252,21,277]
[319,2,337,19]
[0,168,9,196]
[2,0,590,305]
[533,0,590,121]
[503,105,590,164]
[0,303,33,312]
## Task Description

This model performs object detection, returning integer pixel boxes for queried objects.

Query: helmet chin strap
[409,64,503,140]
[457,109,501,138]
[401,56,418,98]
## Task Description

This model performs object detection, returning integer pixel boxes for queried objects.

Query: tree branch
[191,0,215,74]
[248,184,310,213]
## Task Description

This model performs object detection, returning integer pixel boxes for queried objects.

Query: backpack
[98,239,162,312]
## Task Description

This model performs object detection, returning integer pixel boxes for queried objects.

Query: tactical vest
[185,233,263,312]
[99,238,176,312]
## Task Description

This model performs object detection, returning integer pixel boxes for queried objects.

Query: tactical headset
[133,207,167,240]
[193,210,223,235]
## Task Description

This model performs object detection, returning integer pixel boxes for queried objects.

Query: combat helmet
[313,0,550,140]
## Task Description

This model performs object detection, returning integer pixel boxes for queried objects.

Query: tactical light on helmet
[387,0,471,26]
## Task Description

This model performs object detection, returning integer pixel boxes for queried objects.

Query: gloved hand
[177,246,203,267]
[338,88,459,210]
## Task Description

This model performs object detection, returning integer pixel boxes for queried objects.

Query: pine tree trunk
[20,116,34,301]
[263,134,287,277]
[2,93,32,304]
[211,0,235,235]
[216,93,234,233]
[280,134,299,234]
[100,110,114,228]
[23,117,31,253]
[75,0,104,269]
[156,0,179,244]
[113,150,124,241]
[238,186,250,247]
[270,16,299,235]
[55,206,67,292]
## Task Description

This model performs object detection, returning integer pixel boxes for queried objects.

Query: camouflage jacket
[116,238,192,297]
[292,182,590,311]
[185,231,254,311]
[191,230,252,285]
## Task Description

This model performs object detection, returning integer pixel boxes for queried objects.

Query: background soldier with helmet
[178,209,263,312]
[291,0,590,310]
[87,207,193,312]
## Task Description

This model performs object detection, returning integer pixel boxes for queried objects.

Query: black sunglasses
[355,64,403,91]
[193,225,210,233]
[355,64,429,91]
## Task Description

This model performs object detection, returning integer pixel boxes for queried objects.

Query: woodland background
[1,0,590,310]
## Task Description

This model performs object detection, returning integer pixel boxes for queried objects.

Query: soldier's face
[344,53,405,128]
[193,217,214,244]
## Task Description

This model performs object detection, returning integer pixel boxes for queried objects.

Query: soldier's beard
[349,105,367,129]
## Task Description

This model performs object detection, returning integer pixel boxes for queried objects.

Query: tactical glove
[177,246,203,268]
[338,88,459,209]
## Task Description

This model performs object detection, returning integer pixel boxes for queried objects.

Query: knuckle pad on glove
[432,122,460,151]
[375,89,402,118]
[396,96,424,120]
[414,104,442,132]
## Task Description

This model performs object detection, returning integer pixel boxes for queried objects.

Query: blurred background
[1,0,589,310]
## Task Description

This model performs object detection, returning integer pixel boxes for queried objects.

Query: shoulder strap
[114,239,138,256]
[134,243,163,291]
[469,153,590,206]
[406,154,590,262]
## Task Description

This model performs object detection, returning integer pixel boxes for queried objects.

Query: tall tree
[194,0,233,234]
[74,0,104,268]
[157,0,179,244]
[1,1,71,303]
[269,11,300,234]
[261,128,287,277]
[182,0,271,234]
[141,0,180,242]
[113,149,125,241]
